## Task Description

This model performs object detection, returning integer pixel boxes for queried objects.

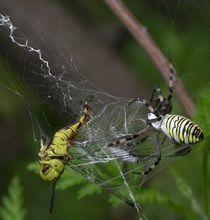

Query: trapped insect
[38,63,204,215]
[39,101,91,212]
[0,13,204,220]
[39,101,91,182]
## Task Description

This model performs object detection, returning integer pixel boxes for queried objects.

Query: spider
[106,64,204,176]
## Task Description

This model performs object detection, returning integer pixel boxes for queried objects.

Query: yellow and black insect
[39,101,91,182]
[38,101,91,212]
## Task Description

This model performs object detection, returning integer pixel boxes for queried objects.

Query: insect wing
[76,101,148,146]
[64,101,155,208]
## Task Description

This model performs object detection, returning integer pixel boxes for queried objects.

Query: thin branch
[104,0,195,117]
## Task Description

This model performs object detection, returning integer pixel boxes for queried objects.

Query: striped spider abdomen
[160,114,204,144]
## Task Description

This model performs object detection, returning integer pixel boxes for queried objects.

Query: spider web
[0,11,197,220]
[0,1,210,219]
[0,13,150,220]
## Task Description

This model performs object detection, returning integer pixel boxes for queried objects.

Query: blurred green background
[0,1,210,220]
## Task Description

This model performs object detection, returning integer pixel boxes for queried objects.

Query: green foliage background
[0,1,210,220]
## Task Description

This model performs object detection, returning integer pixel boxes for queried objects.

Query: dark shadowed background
[0,1,209,220]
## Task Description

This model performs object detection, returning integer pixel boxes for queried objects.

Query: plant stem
[104,0,195,117]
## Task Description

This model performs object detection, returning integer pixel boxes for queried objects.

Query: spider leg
[133,133,161,185]
[150,87,164,104]
[150,87,171,114]
[129,97,163,124]
[129,97,158,114]
[175,146,192,156]
[76,128,150,161]
[164,63,176,114]
[144,133,161,175]
[107,127,150,148]
[166,145,192,157]
[161,135,167,145]
[167,64,176,101]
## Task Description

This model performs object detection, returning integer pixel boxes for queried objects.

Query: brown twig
[104,0,195,118]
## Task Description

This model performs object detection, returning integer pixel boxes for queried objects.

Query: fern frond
[108,195,122,208]
[27,162,39,175]
[78,183,101,199]
[56,170,85,190]
[0,175,26,220]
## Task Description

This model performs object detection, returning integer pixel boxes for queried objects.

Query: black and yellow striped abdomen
[160,114,204,144]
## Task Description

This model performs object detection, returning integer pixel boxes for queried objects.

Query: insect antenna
[49,181,57,214]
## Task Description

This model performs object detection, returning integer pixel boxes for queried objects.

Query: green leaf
[0,175,26,220]
[195,89,210,145]
[202,149,209,218]
[108,195,123,208]
[56,170,85,190]
[27,162,39,175]
[136,188,170,204]
[171,169,208,220]
[78,183,102,199]
[195,89,210,218]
